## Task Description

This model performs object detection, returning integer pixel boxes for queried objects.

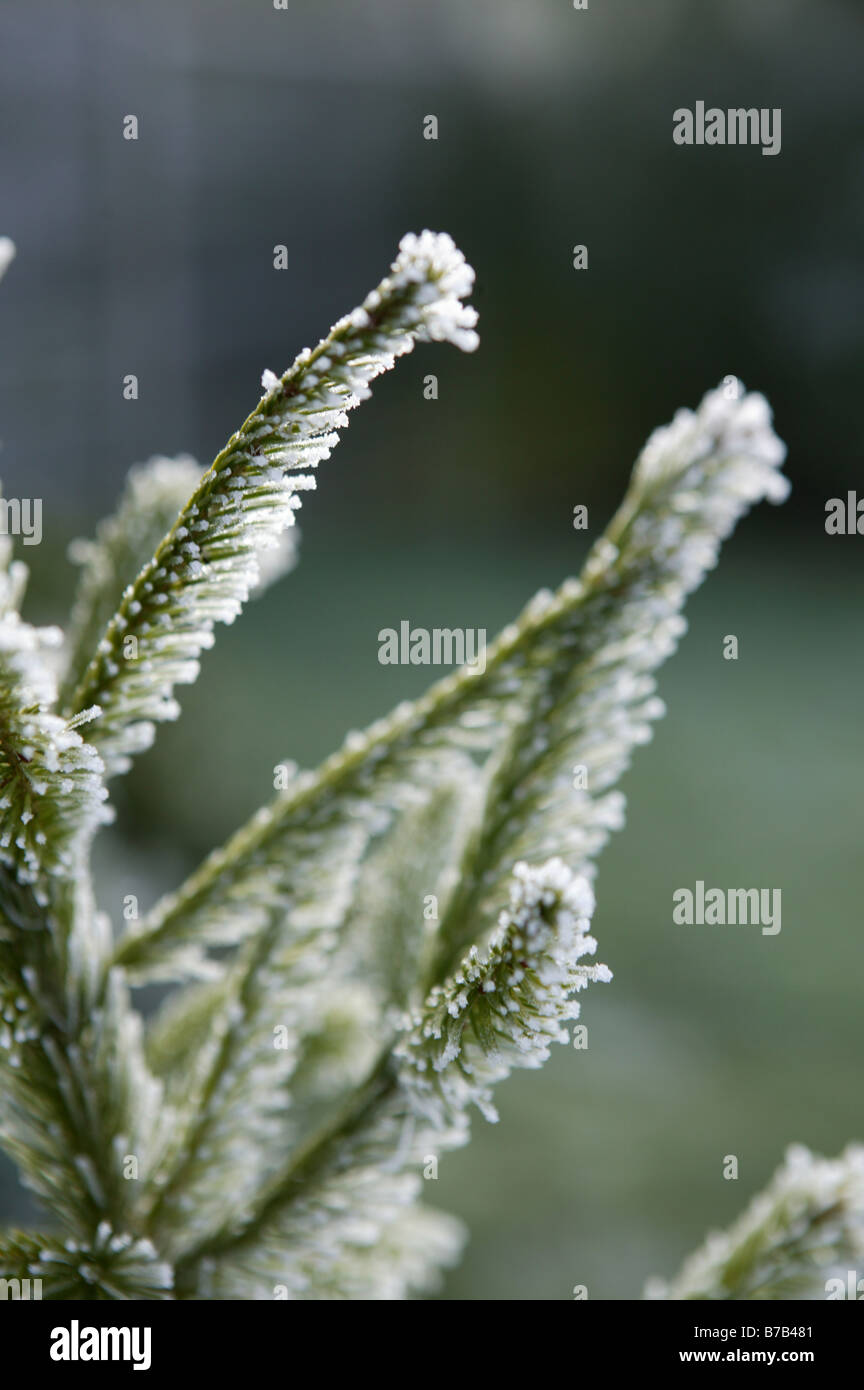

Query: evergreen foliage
[1,231,842,1302]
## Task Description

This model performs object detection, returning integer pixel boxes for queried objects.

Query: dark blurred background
[0,0,862,1299]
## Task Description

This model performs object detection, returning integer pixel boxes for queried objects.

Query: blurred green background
[1,0,862,1299]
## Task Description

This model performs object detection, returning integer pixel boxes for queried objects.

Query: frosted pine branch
[0,602,163,1255]
[428,379,790,976]
[0,874,166,1235]
[61,455,299,715]
[0,240,168,1270]
[396,859,609,1127]
[136,784,472,1258]
[1,227,821,1303]
[120,380,788,989]
[60,456,205,707]
[0,1224,172,1300]
[115,744,477,985]
[172,857,607,1299]
[646,1144,864,1301]
[193,1186,465,1302]
[140,920,357,1258]
[144,382,788,1296]
[0,536,109,891]
[67,232,478,776]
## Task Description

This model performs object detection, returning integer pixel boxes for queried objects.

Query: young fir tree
[0,232,856,1300]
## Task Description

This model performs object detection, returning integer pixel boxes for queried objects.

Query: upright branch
[66,233,478,776]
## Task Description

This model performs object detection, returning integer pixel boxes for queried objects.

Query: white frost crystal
[630,379,789,589]
[386,230,479,351]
